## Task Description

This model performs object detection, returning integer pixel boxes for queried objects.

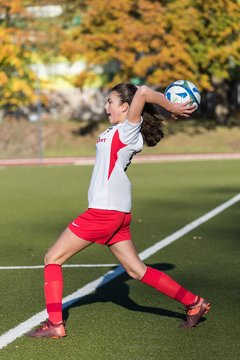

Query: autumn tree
[187,0,240,122]
[1,0,239,122]
[62,0,198,88]
[0,0,37,117]
[0,0,65,119]
[61,0,240,122]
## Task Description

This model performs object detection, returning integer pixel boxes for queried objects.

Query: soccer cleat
[180,296,211,329]
[27,319,67,338]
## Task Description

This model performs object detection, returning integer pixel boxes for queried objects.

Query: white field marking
[0,193,239,349]
[139,193,240,260]
[0,264,117,270]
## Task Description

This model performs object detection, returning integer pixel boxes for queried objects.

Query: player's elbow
[137,85,148,99]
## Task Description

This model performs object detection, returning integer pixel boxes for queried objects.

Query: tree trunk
[213,80,230,125]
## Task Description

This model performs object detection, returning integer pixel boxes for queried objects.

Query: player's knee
[44,252,50,265]
[44,251,57,265]
[138,85,147,97]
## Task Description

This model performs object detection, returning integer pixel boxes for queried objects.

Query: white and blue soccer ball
[164,80,201,109]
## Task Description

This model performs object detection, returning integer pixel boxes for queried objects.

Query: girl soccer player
[28,84,211,338]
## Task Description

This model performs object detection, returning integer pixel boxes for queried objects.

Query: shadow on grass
[62,263,208,325]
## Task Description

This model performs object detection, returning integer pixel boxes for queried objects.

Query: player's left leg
[109,240,211,328]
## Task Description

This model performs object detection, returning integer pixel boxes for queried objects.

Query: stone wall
[1,88,107,122]
[41,88,107,122]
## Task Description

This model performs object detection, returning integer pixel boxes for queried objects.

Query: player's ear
[122,102,129,113]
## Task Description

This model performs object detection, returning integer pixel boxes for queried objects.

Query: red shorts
[68,208,132,246]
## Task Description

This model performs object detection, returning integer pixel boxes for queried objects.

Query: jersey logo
[108,129,127,179]
[96,137,106,143]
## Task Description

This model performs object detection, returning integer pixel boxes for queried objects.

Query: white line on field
[0,264,118,270]
[0,193,239,349]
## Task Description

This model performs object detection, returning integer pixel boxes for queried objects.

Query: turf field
[0,160,239,360]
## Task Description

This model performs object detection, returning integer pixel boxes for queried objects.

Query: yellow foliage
[1,0,239,108]
[0,71,9,85]
[9,0,25,14]
[63,0,240,91]
[74,71,98,88]
[0,0,37,108]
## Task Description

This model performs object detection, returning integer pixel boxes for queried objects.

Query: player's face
[104,91,128,124]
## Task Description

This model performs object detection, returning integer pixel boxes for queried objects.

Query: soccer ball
[164,80,201,109]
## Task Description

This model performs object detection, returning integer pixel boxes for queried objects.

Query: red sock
[44,264,63,324]
[141,266,197,306]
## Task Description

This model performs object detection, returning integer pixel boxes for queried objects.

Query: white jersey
[88,120,143,212]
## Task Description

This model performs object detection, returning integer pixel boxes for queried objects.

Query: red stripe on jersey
[108,129,127,179]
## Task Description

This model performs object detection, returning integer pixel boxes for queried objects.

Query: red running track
[0,153,240,167]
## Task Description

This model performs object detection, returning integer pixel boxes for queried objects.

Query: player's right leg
[27,228,92,338]
[44,227,92,265]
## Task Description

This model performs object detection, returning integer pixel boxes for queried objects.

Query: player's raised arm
[127,85,196,123]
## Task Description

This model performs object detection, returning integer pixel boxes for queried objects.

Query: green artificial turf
[0,160,239,360]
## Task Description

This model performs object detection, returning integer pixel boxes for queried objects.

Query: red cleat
[180,296,211,329]
[27,319,67,338]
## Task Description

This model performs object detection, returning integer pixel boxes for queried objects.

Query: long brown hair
[110,83,165,147]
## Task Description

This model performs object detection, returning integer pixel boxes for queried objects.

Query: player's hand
[170,101,197,117]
